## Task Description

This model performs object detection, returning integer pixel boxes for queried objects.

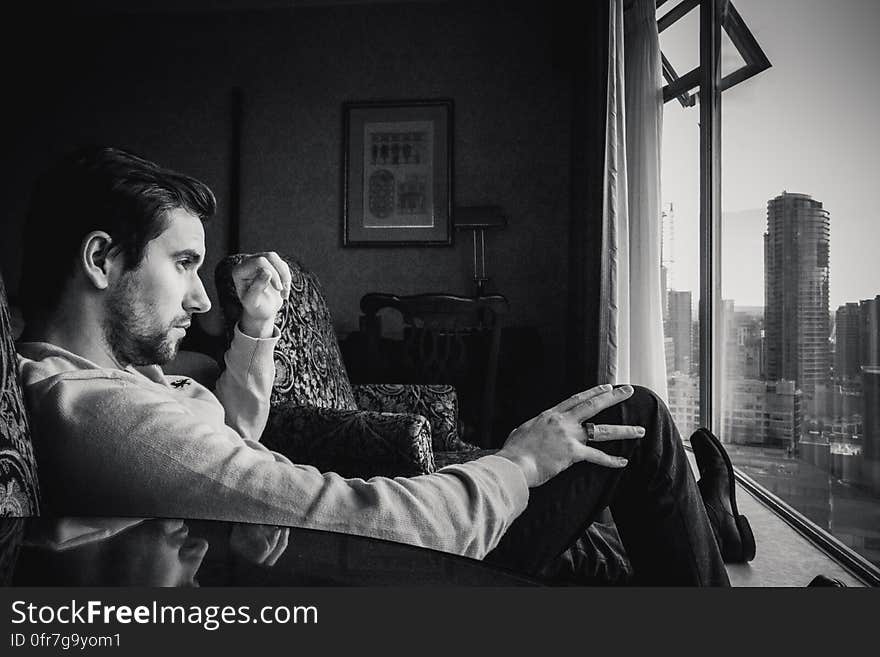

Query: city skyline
[660,0,880,311]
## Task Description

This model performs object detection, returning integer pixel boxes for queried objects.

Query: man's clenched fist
[231,252,291,338]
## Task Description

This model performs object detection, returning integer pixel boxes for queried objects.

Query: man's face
[104,208,211,367]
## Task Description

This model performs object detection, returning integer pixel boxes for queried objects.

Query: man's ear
[81,231,118,290]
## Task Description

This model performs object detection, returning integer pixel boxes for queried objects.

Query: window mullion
[698,0,724,433]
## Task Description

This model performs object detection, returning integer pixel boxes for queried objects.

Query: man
[16,146,749,585]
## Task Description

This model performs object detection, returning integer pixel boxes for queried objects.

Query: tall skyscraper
[859,295,880,369]
[667,290,692,374]
[863,366,880,463]
[835,302,862,381]
[763,192,831,396]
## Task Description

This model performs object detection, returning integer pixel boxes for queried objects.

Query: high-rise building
[835,302,862,381]
[721,378,801,448]
[863,366,880,463]
[859,296,880,369]
[664,336,675,376]
[668,373,699,438]
[667,290,692,374]
[763,192,831,396]
[720,301,763,381]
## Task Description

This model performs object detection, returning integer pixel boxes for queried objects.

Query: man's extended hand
[495,384,645,488]
[231,252,292,338]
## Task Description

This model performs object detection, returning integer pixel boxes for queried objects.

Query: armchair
[215,254,489,479]
[0,274,41,517]
[359,292,509,449]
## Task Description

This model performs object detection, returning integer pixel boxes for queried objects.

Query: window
[659,0,880,576]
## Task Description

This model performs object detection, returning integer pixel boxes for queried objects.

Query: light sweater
[16,327,529,559]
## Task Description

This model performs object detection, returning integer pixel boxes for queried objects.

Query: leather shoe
[691,428,756,563]
[807,575,846,587]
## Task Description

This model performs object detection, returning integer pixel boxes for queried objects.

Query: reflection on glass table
[0,517,539,587]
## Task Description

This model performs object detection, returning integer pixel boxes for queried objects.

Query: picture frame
[342,99,453,246]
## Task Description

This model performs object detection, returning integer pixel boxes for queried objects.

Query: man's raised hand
[231,252,291,338]
[495,384,645,488]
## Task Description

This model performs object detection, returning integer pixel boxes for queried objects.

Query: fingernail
[637,427,645,436]
[601,383,613,391]
[617,458,628,466]
[621,385,633,394]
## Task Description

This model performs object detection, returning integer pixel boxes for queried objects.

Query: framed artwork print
[343,99,453,246]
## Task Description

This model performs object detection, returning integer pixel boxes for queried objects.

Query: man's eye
[177,259,194,270]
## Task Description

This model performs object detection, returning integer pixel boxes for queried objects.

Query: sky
[659,0,880,311]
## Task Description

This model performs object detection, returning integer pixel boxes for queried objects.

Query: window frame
[659,0,880,586]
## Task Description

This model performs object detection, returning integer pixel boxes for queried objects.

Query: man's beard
[104,275,188,367]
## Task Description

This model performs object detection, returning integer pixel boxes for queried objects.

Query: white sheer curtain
[603,0,668,400]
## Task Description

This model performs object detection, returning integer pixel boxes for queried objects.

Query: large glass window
[659,2,701,439]
[661,0,880,569]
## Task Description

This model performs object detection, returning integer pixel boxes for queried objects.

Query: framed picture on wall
[342,99,453,246]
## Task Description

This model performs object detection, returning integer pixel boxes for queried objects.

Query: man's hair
[20,146,217,323]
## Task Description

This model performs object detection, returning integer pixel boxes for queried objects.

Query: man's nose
[186,275,212,314]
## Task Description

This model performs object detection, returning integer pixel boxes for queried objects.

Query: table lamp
[454,206,507,296]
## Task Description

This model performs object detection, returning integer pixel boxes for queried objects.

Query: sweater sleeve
[213,323,280,442]
[31,375,530,560]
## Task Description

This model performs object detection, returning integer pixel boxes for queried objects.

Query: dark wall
[1,1,600,413]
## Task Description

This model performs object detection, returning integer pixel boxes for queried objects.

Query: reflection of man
[16,146,748,585]
[17,518,208,586]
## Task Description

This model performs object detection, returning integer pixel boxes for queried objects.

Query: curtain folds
[603,0,668,400]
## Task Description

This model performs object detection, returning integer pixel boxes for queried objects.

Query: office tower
[859,296,880,369]
[667,290,692,374]
[721,378,801,448]
[661,265,668,323]
[763,192,831,395]
[668,373,699,438]
[863,366,880,462]
[721,305,764,379]
[765,380,802,448]
[835,302,862,381]
[664,336,675,376]
[859,298,880,465]
[720,299,736,378]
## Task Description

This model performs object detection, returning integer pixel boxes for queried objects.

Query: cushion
[263,403,436,479]
[352,383,475,452]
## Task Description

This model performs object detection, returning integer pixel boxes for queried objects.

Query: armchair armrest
[262,403,435,479]
[352,383,477,453]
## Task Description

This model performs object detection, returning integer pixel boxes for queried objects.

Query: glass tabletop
[0,517,540,587]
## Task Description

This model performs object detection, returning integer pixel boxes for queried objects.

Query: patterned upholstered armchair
[0,274,42,517]
[215,254,493,480]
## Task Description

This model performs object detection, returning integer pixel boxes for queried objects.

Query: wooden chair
[360,293,509,448]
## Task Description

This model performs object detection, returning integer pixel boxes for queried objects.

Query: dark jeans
[483,385,730,586]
